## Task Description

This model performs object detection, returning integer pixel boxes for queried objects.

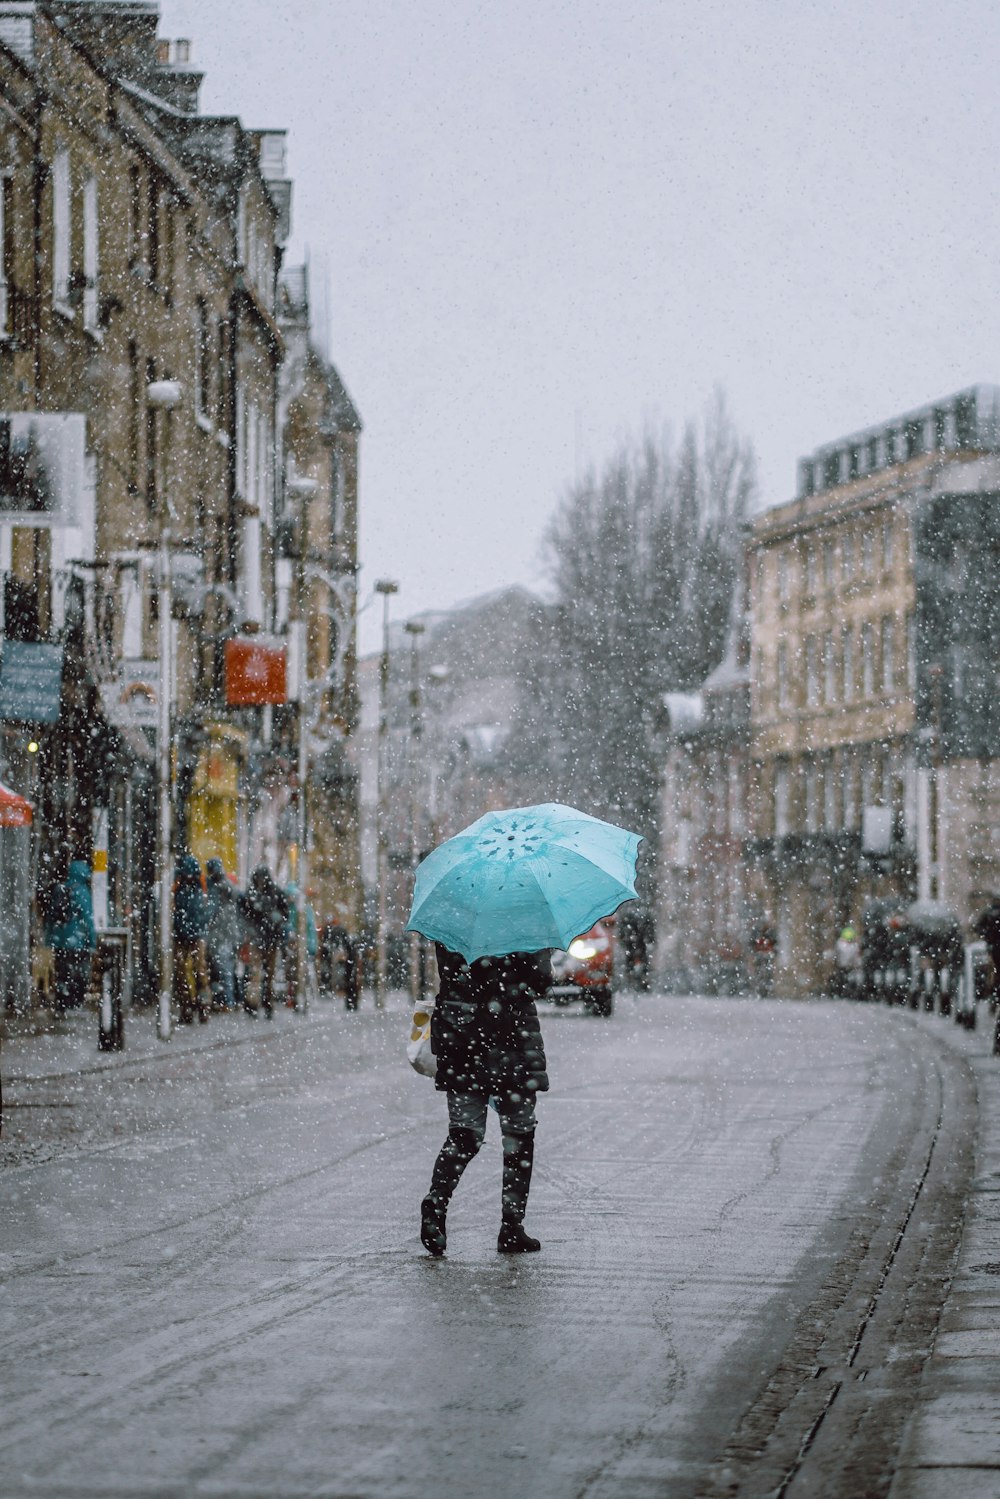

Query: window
[823,538,835,588]
[145,357,157,511]
[127,342,140,494]
[147,179,159,285]
[906,612,916,693]
[805,545,818,595]
[823,755,838,831]
[824,633,837,703]
[805,759,819,833]
[215,320,229,428]
[866,436,878,471]
[52,146,71,307]
[0,175,10,335]
[885,428,897,465]
[860,528,874,577]
[777,641,790,709]
[806,636,819,706]
[160,197,173,303]
[861,622,875,697]
[841,531,854,583]
[777,549,790,603]
[129,164,142,267]
[775,761,789,838]
[82,174,98,331]
[195,299,211,418]
[842,754,857,829]
[881,518,894,573]
[882,617,895,693]
[842,625,854,701]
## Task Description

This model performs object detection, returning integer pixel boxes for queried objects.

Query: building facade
[748,386,1000,993]
[0,1,361,1008]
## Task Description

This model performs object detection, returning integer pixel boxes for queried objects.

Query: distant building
[356,586,545,965]
[749,386,1000,993]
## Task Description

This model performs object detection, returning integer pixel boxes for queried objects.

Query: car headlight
[568,940,598,960]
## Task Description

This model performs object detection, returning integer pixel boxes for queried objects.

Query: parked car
[548,920,615,1016]
[907,900,965,1015]
[859,898,911,1003]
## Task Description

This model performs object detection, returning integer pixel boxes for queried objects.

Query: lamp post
[404,620,425,1003]
[374,578,399,1009]
[420,662,449,999]
[286,472,319,1011]
[146,378,182,1042]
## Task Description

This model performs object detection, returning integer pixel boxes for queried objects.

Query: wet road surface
[0,995,974,1498]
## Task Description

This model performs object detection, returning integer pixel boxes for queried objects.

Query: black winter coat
[242,870,289,953]
[431,945,551,1097]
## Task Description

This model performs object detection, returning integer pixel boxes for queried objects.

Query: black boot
[421,1127,480,1255]
[498,1129,540,1253]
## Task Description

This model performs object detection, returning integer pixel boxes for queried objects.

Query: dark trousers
[53,950,91,1011]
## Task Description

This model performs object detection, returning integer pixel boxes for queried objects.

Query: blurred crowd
[40,855,362,1020]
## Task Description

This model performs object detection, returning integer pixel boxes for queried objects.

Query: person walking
[420,943,551,1257]
[241,865,289,1019]
[172,854,211,1024]
[204,859,240,1011]
[44,859,96,1012]
[321,921,361,1010]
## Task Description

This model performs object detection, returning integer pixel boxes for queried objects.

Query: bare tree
[511,390,756,850]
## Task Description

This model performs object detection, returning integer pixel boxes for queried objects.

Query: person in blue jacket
[172,854,211,1024]
[45,859,96,1012]
[205,858,240,1011]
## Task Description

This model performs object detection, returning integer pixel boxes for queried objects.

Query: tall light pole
[374,578,399,1009]
[404,619,425,1003]
[147,378,182,1042]
[286,473,319,1011]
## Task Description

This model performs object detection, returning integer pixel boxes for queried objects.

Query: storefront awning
[0,783,32,827]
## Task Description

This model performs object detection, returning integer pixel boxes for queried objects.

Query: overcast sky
[160,0,1000,650]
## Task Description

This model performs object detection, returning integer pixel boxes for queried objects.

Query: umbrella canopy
[406,802,642,962]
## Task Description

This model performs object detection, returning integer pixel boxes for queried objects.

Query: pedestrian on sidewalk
[420,943,551,1257]
[241,865,289,1019]
[172,854,211,1024]
[44,859,96,1013]
[205,859,240,1011]
[320,920,360,1009]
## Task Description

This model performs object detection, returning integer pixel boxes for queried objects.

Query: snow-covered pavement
[0,994,988,1498]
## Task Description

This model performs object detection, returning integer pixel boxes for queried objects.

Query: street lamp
[374,578,399,1009]
[286,472,319,1012]
[147,377,182,1042]
[404,619,425,1003]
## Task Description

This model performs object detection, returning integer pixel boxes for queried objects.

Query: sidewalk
[891,1005,1000,1498]
[1,989,412,1085]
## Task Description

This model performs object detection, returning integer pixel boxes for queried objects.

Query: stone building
[0,1,360,1005]
[748,386,1000,993]
[274,264,362,930]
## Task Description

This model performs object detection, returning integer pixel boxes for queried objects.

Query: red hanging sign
[224,637,287,706]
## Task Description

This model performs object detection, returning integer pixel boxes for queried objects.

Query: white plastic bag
[407,998,437,1078]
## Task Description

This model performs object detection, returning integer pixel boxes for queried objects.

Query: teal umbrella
[406,802,642,962]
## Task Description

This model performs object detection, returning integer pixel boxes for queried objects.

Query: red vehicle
[548,920,615,1016]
